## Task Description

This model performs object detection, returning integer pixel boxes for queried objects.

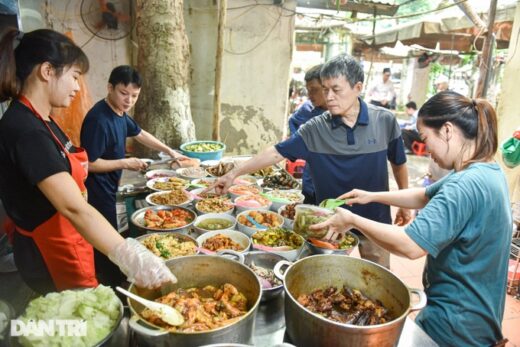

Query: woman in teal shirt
[313,91,512,346]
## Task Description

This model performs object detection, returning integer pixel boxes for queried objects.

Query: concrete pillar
[408,61,430,108]
[496,2,520,203]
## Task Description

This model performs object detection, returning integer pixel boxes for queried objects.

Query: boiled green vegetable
[17,285,121,347]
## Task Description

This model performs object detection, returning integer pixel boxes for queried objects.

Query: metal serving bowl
[130,205,197,234]
[243,251,285,302]
[305,231,359,255]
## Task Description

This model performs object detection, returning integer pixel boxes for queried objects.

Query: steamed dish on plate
[149,190,190,206]
[143,208,194,229]
[202,234,244,252]
[142,284,247,332]
[140,234,197,259]
[297,286,392,326]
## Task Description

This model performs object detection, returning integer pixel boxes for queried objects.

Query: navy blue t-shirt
[276,99,406,224]
[288,100,326,196]
[80,100,141,225]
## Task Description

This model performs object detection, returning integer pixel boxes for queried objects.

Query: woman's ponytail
[0,28,21,102]
[469,98,498,165]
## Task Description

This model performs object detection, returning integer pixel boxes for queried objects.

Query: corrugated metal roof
[297,0,399,16]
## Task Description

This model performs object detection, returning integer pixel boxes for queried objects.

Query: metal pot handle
[408,288,427,312]
[273,260,292,281]
[128,315,168,337]
[217,249,245,264]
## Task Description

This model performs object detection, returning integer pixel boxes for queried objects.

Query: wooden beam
[212,0,227,141]
[475,0,498,98]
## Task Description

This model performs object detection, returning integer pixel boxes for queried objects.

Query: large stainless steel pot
[274,255,426,347]
[127,255,262,347]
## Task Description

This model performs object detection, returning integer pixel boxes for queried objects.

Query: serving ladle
[116,286,184,326]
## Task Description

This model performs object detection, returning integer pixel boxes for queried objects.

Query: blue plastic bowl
[180,141,226,161]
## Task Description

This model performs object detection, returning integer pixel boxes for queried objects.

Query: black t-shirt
[0,100,75,288]
[0,100,75,230]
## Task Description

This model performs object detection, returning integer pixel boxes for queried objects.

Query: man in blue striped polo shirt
[214,54,411,267]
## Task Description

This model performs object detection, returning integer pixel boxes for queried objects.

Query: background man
[368,67,395,109]
[213,54,411,268]
[288,64,327,204]
[80,65,187,287]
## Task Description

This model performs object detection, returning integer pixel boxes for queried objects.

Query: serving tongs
[116,286,184,326]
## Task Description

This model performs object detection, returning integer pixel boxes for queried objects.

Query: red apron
[14,96,98,290]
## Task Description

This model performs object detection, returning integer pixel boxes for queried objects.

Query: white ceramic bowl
[234,194,272,214]
[264,189,305,212]
[193,213,237,235]
[196,229,251,253]
[144,169,177,181]
[200,160,221,168]
[233,175,259,186]
[235,210,284,237]
[175,167,208,180]
[250,229,305,261]
[145,190,193,208]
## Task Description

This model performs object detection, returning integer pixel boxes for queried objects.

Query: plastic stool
[286,159,306,178]
[411,141,427,156]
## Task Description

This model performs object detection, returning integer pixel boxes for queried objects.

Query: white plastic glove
[108,238,177,288]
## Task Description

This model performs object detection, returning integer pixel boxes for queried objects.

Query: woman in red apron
[0,28,175,293]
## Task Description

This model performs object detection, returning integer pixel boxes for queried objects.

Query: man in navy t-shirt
[213,54,411,268]
[288,64,327,204]
[80,65,186,287]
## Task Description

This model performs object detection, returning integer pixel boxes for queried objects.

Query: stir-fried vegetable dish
[252,227,303,249]
[141,234,197,259]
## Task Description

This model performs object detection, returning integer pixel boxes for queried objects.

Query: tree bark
[134,0,196,157]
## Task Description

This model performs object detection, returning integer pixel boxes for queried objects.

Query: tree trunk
[134,0,196,157]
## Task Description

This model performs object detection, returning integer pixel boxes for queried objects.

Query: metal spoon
[116,286,184,326]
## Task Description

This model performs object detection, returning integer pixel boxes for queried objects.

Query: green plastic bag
[500,137,520,168]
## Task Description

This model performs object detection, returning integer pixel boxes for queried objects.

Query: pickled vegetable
[293,205,333,239]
